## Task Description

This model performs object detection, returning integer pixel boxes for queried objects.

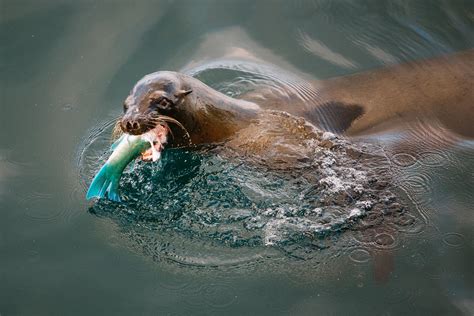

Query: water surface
[1,1,473,315]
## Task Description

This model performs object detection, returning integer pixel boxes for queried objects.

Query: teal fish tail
[86,163,122,202]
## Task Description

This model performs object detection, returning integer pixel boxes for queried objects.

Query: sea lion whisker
[143,121,157,129]
[112,118,124,140]
[149,115,191,140]
[143,120,175,140]
[159,121,175,140]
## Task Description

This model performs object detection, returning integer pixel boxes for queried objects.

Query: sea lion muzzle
[120,113,155,135]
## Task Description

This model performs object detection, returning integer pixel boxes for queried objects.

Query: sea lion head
[121,71,259,147]
[120,71,193,138]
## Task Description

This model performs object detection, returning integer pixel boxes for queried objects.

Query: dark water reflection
[1,1,473,315]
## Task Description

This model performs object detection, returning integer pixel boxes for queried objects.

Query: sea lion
[110,50,473,284]
[120,49,473,144]
[120,71,260,147]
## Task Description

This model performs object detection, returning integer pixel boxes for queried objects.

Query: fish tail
[86,163,122,202]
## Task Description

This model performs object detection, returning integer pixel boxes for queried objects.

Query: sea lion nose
[121,117,141,134]
[126,121,140,130]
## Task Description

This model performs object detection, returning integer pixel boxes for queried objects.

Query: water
[1,1,473,315]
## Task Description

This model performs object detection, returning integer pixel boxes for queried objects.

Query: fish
[86,125,168,202]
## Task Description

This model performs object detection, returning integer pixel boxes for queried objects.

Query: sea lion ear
[175,89,193,98]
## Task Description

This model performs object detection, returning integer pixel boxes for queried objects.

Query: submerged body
[241,49,474,138]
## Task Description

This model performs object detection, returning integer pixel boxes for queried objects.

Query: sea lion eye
[159,98,171,108]
[123,103,129,112]
[151,97,173,110]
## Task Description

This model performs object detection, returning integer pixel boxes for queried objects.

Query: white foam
[349,208,364,218]
[320,176,346,193]
[321,132,336,140]
[356,200,373,210]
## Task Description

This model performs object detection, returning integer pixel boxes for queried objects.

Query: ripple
[358,211,384,228]
[23,206,67,223]
[401,173,433,204]
[418,150,449,167]
[391,152,419,168]
[76,116,119,186]
[348,248,371,263]
[20,189,68,224]
[406,119,464,152]
[65,185,87,219]
[158,278,192,291]
[383,286,417,305]
[0,149,34,168]
[442,232,465,247]
[176,284,207,308]
[427,264,453,280]
[350,224,401,251]
[389,212,426,235]
[351,228,377,245]
[374,233,396,249]
[202,282,238,309]
[392,212,415,226]
[185,58,321,104]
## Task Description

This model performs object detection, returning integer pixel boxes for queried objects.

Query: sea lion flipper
[305,102,365,134]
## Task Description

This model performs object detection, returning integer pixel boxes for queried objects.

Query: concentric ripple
[418,150,449,168]
[348,247,371,263]
[442,232,465,247]
[390,152,419,168]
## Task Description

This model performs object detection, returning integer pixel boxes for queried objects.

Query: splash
[82,110,412,266]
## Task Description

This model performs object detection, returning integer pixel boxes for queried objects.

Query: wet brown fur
[121,49,474,147]
[242,49,474,138]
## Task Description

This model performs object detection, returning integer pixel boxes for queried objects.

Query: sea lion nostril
[122,117,142,133]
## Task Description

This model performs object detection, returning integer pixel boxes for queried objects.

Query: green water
[1,1,473,315]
